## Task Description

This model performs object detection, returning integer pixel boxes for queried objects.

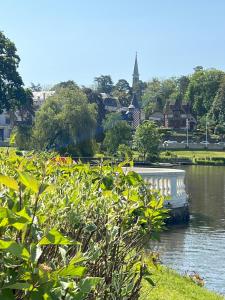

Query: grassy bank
[160,150,225,165]
[161,150,225,159]
[141,267,224,300]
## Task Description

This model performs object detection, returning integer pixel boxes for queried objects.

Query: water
[151,165,225,295]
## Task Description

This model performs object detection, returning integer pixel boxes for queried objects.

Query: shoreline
[140,266,225,300]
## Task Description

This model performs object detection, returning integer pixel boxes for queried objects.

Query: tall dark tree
[94,75,114,94]
[113,79,132,107]
[30,82,42,92]
[209,78,225,124]
[0,31,32,113]
[83,87,106,142]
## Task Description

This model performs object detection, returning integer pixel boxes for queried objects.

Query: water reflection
[150,166,225,294]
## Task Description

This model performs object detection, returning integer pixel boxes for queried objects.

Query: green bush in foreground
[0,151,167,299]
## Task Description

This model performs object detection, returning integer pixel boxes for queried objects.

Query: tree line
[2,30,225,159]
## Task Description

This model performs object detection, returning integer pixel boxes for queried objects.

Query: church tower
[127,53,141,129]
[132,52,139,89]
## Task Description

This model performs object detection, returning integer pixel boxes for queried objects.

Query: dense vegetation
[0,31,33,119]
[0,151,167,299]
[142,67,225,131]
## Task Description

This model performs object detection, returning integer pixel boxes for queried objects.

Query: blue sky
[1,0,225,87]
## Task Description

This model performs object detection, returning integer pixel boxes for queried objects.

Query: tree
[133,121,161,161]
[209,78,225,124]
[94,75,114,94]
[83,87,106,142]
[32,85,97,156]
[103,120,132,154]
[51,80,78,91]
[117,144,133,160]
[103,112,122,131]
[113,79,132,107]
[141,77,178,118]
[186,68,224,118]
[30,82,42,92]
[0,31,32,113]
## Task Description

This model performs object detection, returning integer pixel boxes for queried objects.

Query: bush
[117,144,133,160]
[0,151,167,299]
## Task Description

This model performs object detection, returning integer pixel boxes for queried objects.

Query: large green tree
[83,87,106,142]
[94,75,114,94]
[142,78,178,118]
[32,85,97,156]
[133,121,161,160]
[0,31,32,113]
[103,116,132,154]
[209,78,225,124]
[186,67,224,118]
[113,79,132,107]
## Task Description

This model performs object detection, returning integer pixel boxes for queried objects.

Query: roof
[130,93,140,109]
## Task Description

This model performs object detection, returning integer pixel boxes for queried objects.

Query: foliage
[14,124,33,150]
[30,83,42,92]
[94,75,114,94]
[134,121,161,160]
[0,151,167,299]
[0,31,33,114]
[214,123,225,136]
[32,86,97,156]
[186,68,224,118]
[113,79,132,107]
[83,87,106,142]
[102,112,122,131]
[141,78,178,118]
[51,80,79,92]
[103,120,132,154]
[117,144,133,160]
[209,78,225,124]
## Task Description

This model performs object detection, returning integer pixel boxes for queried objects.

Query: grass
[160,150,225,159]
[141,267,224,300]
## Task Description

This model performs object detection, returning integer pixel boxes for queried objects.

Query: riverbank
[160,150,225,166]
[141,267,224,300]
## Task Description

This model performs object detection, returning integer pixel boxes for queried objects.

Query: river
[151,165,225,295]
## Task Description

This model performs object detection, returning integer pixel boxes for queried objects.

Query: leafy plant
[0,150,167,299]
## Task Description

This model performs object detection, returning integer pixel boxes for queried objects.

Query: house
[163,99,197,130]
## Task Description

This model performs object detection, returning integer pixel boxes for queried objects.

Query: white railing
[124,167,188,208]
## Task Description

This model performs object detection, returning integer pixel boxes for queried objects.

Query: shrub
[0,151,167,299]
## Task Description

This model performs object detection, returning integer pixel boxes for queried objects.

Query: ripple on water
[149,165,225,295]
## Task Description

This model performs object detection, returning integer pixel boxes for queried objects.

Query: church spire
[132,52,139,88]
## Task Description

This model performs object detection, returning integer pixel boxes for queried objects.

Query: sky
[1,0,225,87]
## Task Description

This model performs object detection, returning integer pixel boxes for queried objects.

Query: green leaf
[0,175,19,191]
[0,207,9,219]
[18,171,39,193]
[0,240,30,260]
[74,277,102,298]
[16,207,32,222]
[58,265,86,277]
[0,218,9,228]
[69,252,86,265]
[80,277,102,293]
[0,289,15,300]
[11,222,27,231]
[38,229,74,245]
[4,282,32,290]
[144,275,155,286]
